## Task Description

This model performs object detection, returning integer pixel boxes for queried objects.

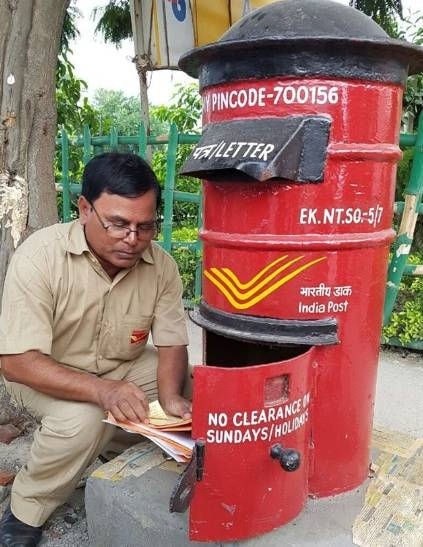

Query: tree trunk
[0,0,69,299]
[129,0,151,160]
[135,59,150,135]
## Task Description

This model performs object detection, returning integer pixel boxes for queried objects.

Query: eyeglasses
[89,202,160,240]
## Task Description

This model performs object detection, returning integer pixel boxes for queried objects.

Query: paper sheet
[104,414,194,463]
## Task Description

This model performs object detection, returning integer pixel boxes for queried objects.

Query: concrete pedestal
[85,442,216,547]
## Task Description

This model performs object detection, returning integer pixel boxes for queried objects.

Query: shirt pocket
[101,314,152,361]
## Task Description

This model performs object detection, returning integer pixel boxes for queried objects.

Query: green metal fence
[57,120,423,347]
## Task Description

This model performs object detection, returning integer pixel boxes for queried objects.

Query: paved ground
[374,349,423,437]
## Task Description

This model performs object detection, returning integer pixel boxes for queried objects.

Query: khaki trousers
[3,347,158,527]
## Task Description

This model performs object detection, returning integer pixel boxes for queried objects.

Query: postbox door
[189,348,314,542]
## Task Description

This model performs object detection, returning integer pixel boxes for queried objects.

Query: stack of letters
[105,400,194,462]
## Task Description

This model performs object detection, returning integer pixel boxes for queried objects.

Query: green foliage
[60,4,80,51]
[383,254,423,345]
[349,0,403,32]
[151,84,202,133]
[170,227,201,303]
[56,57,98,133]
[94,0,132,46]
[57,4,98,133]
[350,1,422,126]
[404,75,423,125]
[92,89,142,136]
[396,148,414,201]
[90,89,168,141]
[400,14,423,125]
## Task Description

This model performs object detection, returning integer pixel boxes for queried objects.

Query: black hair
[81,152,161,209]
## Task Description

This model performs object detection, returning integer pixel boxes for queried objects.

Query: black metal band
[189,301,338,346]
[179,38,420,89]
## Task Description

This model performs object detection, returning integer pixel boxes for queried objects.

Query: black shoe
[0,505,42,547]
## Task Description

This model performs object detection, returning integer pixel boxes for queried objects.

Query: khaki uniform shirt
[0,221,188,375]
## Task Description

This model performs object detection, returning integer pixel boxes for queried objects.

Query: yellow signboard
[193,0,278,47]
[130,0,278,69]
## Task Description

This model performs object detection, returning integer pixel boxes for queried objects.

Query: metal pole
[130,0,151,156]
[83,124,91,165]
[162,123,178,253]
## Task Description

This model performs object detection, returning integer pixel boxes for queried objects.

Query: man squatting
[0,152,191,546]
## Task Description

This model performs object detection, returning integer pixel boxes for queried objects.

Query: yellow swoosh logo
[204,255,326,310]
[221,255,289,290]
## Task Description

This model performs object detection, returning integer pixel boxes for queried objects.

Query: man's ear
[78,196,91,225]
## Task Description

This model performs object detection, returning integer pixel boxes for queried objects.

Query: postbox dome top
[221,0,387,42]
[179,0,423,88]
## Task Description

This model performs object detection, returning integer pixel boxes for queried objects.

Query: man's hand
[156,345,191,419]
[161,394,192,420]
[96,378,150,423]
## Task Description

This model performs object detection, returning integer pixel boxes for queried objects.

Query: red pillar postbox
[175,0,423,541]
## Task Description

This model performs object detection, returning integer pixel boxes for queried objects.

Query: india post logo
[130,330,149,345]
[204,255,326,310]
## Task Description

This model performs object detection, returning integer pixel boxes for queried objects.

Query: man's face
[78,190,158,277]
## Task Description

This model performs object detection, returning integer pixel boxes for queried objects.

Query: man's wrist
[159,391,180,406]
[86,375,108,407]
